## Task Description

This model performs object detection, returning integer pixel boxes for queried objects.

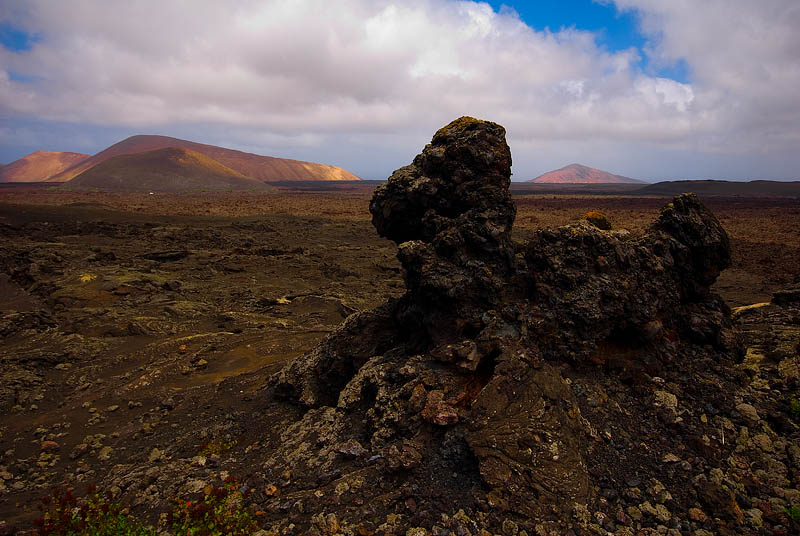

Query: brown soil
[0,186,798,532]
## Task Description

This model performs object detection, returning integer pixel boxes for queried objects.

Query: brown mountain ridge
[530,163,644,184]
[63,147,274,192]
[51,134,360,183]
[0,150,89,183]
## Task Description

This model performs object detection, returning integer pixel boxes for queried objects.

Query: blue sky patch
[0,22,38,52]
[490,1,689,83]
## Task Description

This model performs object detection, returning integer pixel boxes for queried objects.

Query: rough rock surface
[270,117,745,529]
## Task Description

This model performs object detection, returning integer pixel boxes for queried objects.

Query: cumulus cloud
[0,0,798,180]
[613,0,800,152]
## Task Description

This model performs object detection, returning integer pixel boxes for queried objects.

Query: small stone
[626,506,643,521]
[653,390,678,410]
[639,501,658,517]
[106,405,119,412]
[70,443,89,459]
[688,507,708,523]
[662,453,681,463]
[40,441,60,452]
[335,439,368,458]
[145,467,160,483]
[55,363,72,370]
[735,403,760,424]
[502,519,519,536]
[97,446,113,461]
[744,508,763,527]
[148,448,164,463]
[325,513,339,534]
[194,359,208,369]
[752,433,773,452]
[654,503,671,523]
[185,479,207,493]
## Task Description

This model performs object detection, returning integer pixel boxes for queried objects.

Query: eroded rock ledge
[268,117,742,531]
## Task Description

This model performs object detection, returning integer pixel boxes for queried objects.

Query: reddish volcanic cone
[51,135,360,183]
[529,163,643,184]
[63,147,275,192]
[0,151,89,182]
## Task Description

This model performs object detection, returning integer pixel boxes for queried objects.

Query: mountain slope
[529,163,643,184]
[63,147,273,192]
[0,151,89,182]
[51,135,360,183]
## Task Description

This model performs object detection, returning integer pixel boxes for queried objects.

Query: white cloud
[0,0,798,180]
[613,0,800,151]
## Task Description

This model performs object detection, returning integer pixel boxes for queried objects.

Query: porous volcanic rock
[269,117,742,530]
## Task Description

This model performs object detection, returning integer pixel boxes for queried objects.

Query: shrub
[789,396,800,422]
[168,477,259,536]
[34,479,260,536]
[785,505,800,526]
[34,484,155,536]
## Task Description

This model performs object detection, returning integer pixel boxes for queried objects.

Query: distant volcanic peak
[530,163,643,184]
[50,134,360,183]
[63,146,273,192]
[0,150,90,182]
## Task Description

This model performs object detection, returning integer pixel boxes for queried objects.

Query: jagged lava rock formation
[268,117,744,532]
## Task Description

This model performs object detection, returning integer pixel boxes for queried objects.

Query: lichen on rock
[267,116,741,530]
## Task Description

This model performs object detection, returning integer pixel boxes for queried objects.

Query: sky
[1,1,799,182]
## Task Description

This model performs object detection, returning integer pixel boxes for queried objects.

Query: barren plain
[0,184,799,534]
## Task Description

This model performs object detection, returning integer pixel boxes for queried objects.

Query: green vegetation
[169,477,259,536]
[785,505,800,526]
[34,485,155,536]
[789,395,800,422]
[35,479,259,536]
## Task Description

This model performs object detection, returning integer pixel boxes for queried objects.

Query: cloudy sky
[1,0,799,181]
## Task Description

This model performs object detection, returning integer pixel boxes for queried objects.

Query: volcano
[530,163,643,184]
[63,147,273,192]
[50,134,360,183]
[0,150,89,182]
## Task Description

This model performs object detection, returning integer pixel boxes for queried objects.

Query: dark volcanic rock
[269,117,739,529]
